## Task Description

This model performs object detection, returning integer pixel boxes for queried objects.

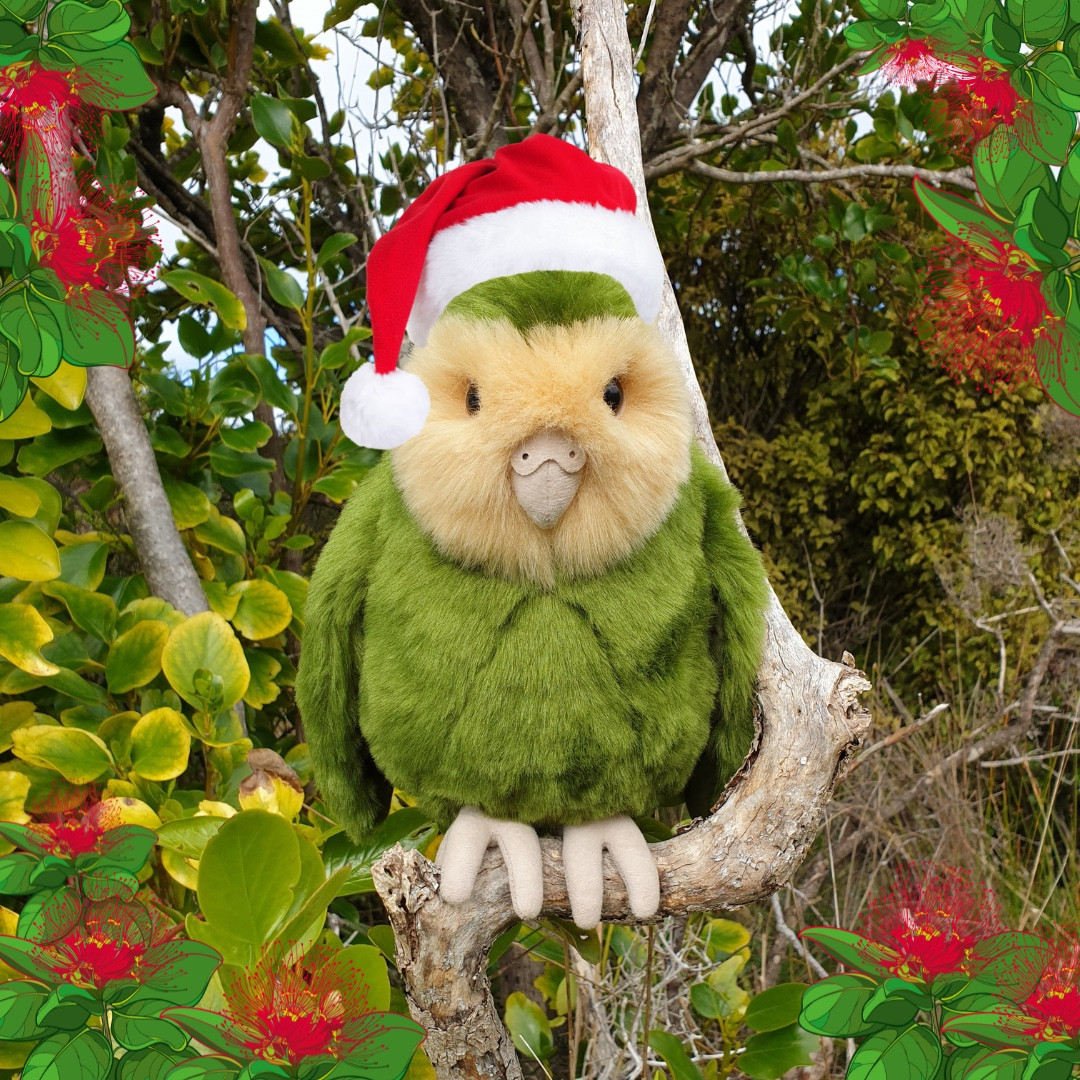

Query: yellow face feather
[390,314,693,587]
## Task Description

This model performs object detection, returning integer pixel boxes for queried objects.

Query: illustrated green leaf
[941,1008,1044,1049]
[21,1027,115,1080]
[161,271,246,331]
[799,973,884,1038]
[46,0,131,51]
[1017,0,1067,45]
[799,928,902,979]
[847,1025,942,1080]
[56,290,134,369]
[105,620,170,694]
[48,43,156,110]
[862,977,932,1028]
[912,176,1015,256]
[0,980,48,1040]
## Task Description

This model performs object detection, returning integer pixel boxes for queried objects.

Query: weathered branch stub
[372,3,872,1077]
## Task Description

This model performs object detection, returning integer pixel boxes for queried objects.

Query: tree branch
[683,159,978,192]
[372,2,871,1077]
[84,367,210,619]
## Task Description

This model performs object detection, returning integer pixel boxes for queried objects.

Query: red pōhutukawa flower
[1018,941,1080,1042]
[878,37,970,91]
[860,863,1004,982]
[913,232,1060,393]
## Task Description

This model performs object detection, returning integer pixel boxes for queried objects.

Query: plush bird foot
[435,805,543,920]
[561,815,661,930]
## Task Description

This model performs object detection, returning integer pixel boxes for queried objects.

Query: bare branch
[685,158,978,192]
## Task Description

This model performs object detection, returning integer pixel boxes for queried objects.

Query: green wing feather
[295,462,394,841]
[684,446,770,819]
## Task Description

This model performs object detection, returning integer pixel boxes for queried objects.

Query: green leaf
[129,707,191,781]
[38,40,152,108]
[242,353,297,415]
[161,271,246,331]
[322,807,433,895]
[1032,52,1080,113]
[975,128,1057,223]
[161,612,250,712]
[155,815,226,860]
[257,257,305,311]
[125,941,221,1008]
[34,983,100,1031]
[11,725,113,784]
[1018,99,1075,167]
[105,620,170,694]
[159,1053,242,1080]
[18,887,81,944]
[56,291,134,369]
[162,479,212,530]
[16,427,102,477]
[86,824,156,873]
[228,580,292,640]
[46,0,131,51]
[800,927,903,979]
[197,809,300,945]
[799,973,884,1038]
[505,992,553,1062]
[964,1049,1030,1080]
[0,603,59,676]
[861,0,907,14]
[315,232,359,271]
[219,421,272,453]
[862,977,932,1028]
[744,983,809,1032]
[251,94,294,148]
[941,1008,1044,1049]
[41,580,115,642]
[1014,186,1070,267]
[115,1045,191,1080]
[0,852,41,894]
[703,918,751,959]
[0,521,61,581]
[20,1028,113,1080]
[0,980,48,1040]
[1018,0,1067,44]
[847,1025,942,1080]
[912,176,1015,256]
[740,1023,819,1080]
[193,506,247,554]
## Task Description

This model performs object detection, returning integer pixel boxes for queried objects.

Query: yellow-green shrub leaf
[228,580,291,640]
[116,598,184,635]
[0,768,30,823]
[129,708,191,781]
[243,649,282,708]
[0,394,50,438]
[162,478,211,531]
[0,522,60,581]
[31,363,86,409]
[193,506,246,555]
[0,604,59,676]
[58,542,108,590]
[0,477,40,516]
[11,725,114,784]
[105,620,170,694]
[0,703,36,755]
[203,581,239,620]
[161,611,250,711]
[42,580,117,642]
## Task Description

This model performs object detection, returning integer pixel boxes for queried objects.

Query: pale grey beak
[510,430,587,529]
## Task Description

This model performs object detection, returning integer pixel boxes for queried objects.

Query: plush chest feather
[354,456,720,828]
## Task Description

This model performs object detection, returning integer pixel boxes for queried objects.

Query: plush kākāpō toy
[295,134,770,929]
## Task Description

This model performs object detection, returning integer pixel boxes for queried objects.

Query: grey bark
[84,366,210,619]
[371,3,872,1079]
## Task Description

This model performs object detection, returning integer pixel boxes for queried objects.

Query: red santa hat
[339,133,666,449]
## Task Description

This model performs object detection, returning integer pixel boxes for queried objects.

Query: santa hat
[340,134,666,449]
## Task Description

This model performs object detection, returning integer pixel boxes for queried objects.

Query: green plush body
[296,443,769,839]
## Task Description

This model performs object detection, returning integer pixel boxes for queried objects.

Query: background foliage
[0,0,1077,1077]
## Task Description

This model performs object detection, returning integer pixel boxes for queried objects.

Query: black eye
[465,383,480,415]
[603,378,623,413]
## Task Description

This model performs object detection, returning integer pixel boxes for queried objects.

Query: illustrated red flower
[879,37,969,91]
[220,942,377,1065]
[1016,940,1080,1042]
[29,794,123,858]
[861,863,1004,982]
[39,898,180,990]
[913,232,1058,393]
[930,57,1064,163]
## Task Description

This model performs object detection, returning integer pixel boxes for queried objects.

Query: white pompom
[339,364,431,449]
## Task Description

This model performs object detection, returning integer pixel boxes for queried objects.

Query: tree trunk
[372,4,872,1078]
[84,366,210,620]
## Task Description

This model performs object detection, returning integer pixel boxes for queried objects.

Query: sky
[148,0,869,370]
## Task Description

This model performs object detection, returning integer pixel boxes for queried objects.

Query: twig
[770,893,828,979]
